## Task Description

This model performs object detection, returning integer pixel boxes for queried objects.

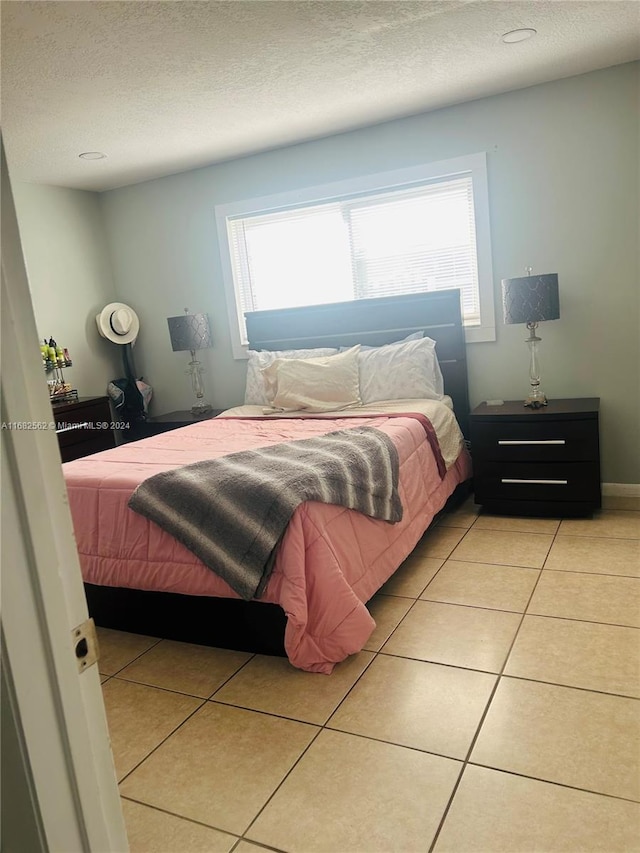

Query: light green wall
[12,184,121,398]
[100,62,639,482]
[46,63,640,483]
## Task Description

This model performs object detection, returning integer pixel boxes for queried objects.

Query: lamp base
[191,401,213,416]
[524,326,548,409]
[524,392,548,409]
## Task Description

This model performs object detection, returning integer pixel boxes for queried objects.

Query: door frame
[1,141,128,852]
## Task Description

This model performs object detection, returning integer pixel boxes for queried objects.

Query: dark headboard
[245,290,470,436]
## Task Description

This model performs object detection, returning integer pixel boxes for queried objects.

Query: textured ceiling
[2,1,639,192]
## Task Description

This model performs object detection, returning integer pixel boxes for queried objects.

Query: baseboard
[601,483,640,511]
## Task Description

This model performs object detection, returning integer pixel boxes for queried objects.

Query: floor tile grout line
[111,628,635,824]
[379,565,446,599]
[427,527,557,853]
[555,528,640,537]
[204,659,376,726]
[192,512,632,844]
[434,515,639,812]
[396,597,530,614]
[374,648,504,675]
[372,648,640,700]
[238,649,382,842]
[238,624,499,848]
[428,554,546,570]
[518,519,561,630]
[555,532,640,541]
[106,649,257,701]
[374,523,465,636]
[382,515,515,853]
[374,545,467,654]
[119,794,242,840]
[239,723,324,842]
[379,517,539,671]
[369,596,640,630]
[207,653,258,700]
[117,697,208,786]
[120,694,323,846]
[318,707,640,803]
[107,505,640,846]
[509,611,640,630]
[518,518,639,628]
[98,636,164,679]
[115,642,413,843]
[413,597,534,615]
[119,709,640,846]
[525,613,639,630]
[116,550,532,718]
[202,696,321,726]
[542,568,640,579]
[110,532,541,703]
[186,667,638,751]
[230,837,287,853]
[377,563,445,600]
[465,528,561,538]
[425,648,521,851]
[465,761,640,805]
[427,555,640,580]
[487,672,640,703]
[370,640,640,699]
[229,507,519,852]
[319,721,468,763]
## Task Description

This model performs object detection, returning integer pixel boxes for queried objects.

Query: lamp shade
[167,313,212,352]
[502,273,560,325]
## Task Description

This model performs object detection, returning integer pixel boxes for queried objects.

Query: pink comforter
[64,414,471,673]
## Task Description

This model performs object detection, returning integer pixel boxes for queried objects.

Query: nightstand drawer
[471,419,598,462]
[52,396,116,461]
[58,434,116,462]
[474,460,601,503]
[55,402,110,444]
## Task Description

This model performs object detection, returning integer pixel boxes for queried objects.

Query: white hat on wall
[96,303,140,345]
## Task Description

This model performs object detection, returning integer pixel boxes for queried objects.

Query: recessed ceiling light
[501,28,537,44]
[78,151,107,160]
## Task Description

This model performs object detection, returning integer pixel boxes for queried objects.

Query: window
[216,154,495,358]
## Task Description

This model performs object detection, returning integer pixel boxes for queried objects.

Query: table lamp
[502,269,560,408]
[167,309,213,414]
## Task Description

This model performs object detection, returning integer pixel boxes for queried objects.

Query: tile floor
[99,501,640,853]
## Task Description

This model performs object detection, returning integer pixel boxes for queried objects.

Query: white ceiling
[2,1,639,192]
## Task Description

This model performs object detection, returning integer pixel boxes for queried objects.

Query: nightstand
[52,396,116,462]
[124,408,226,440]
[469,398,601,517]
[146,409,226,434]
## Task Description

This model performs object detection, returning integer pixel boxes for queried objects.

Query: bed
[72,290,472,673]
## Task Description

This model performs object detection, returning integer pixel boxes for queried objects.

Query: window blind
[227,174,480,343]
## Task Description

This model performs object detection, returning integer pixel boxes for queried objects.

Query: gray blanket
[128,427,403,600]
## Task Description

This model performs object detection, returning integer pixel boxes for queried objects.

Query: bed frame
[85,290,471,655]
[245,288,470,437]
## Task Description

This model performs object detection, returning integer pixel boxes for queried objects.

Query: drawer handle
[497,440,566,446]
[501,478,568,485]
[56,422,91,434]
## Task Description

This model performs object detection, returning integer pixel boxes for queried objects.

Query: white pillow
[263,346,361,412]
[340,331,423,353]
[244,347,339,406]
[358,336,444,404]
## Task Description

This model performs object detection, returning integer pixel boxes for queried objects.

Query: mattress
[64,400,471,672]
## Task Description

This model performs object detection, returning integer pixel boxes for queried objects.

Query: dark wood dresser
[469,398,601,517]
[52,396,116,462]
